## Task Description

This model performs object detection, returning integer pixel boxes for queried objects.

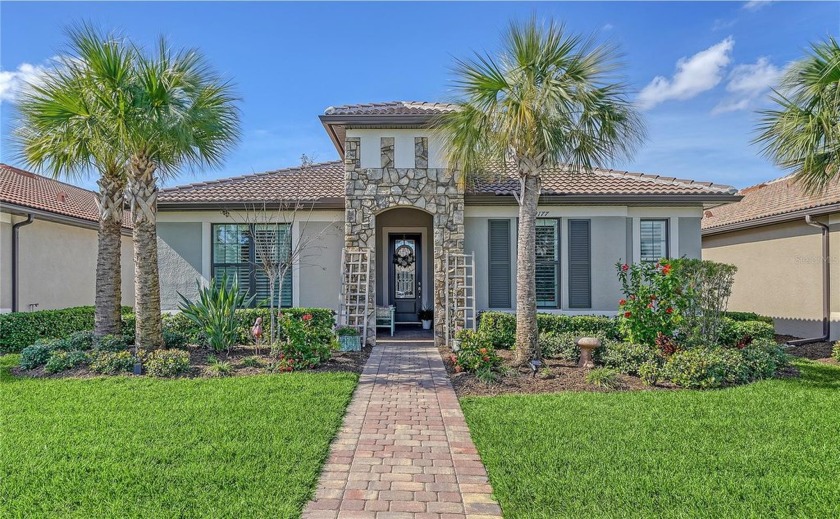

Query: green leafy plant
[601,342,663,376]
[478,311,620,350]
[669,259,738,347]
[65,330,95,351]
[94,334,128,352]
[178,273,255,353]
[449,330,501,382]
[205,355,233,377]
[0,306,132,353]
[833,341,840,362]
[276,312,334,369]
[163,329,189,350]
[240,356,265,368]
[19,342,59,370]
[144,349,191,378]
[638,360,662,386]
[739,339,788,380]
[616,260,682,345]
[662,347,746,389]
[585,367,620,389]
[718,318,776,348]
[45,350,89,374]
[418,307,434,321]
[335,326,359,337]
[89,351,136,375]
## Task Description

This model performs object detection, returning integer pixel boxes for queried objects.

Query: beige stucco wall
[702,215,840,340]
[0,212,134,312]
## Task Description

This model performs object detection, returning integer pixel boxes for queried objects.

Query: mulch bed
[438,345,669,397]
[12,344,373,379]
[777,335,837,363]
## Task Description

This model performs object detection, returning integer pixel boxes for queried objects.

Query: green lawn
[0,354,357,518]
[461,360,840,518]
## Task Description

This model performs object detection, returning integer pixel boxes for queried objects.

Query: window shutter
[568,220,591,309]
[488,219,511,308]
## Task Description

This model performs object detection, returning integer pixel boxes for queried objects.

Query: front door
[389,234,422,322]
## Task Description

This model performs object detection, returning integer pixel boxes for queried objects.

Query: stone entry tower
[344,129,464,343]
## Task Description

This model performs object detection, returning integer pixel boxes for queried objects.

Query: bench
[376,306,395,336]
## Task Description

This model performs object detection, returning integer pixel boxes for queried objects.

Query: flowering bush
[616,260,681,345]
[449,330,501,381]
[276,312,334,369]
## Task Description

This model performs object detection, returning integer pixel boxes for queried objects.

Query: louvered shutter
[488,219,511,308]
[568,220,591,309]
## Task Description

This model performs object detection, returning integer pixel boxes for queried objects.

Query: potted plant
[335,326,361,352]
[418,306,434,330]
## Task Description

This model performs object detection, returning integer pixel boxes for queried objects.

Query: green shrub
[89,351,136,375]
[638,360,662,385]
[449,330,501,381]
[478,311,619,349]
[539,332,580,361]
[663,347,746,389]
[585,367,620,389]
[601,342,663,376]
[121,314,136,345]
[19,343,56,370]
[616,260,683,345]
[740,339,788,381]
[66,330,95,351]
[45,350,89,374]
[277,312,334,369]
[833,341,840,362]
[94,334,127,352]
[144,349,191,377]
[0,306,133,353]
[718,318,775,347]
[723,311,773,324]
[163,329,188,350]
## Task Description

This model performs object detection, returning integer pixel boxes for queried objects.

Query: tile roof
[159,161,346,204]
[323,101,458,116]
[158,160,736,205]
[0,163,131,229]
[702,174,840,231]
[471,166,737,197]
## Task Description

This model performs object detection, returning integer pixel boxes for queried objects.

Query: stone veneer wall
[344,136,465,345]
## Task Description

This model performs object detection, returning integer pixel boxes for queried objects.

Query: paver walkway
[303,340,503,519]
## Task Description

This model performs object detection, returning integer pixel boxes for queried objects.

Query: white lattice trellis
[444,252,476,348]
[339,247,372,346]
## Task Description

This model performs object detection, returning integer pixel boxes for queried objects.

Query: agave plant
[177,273,254,353]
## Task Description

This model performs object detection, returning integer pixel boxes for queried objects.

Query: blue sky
[1,1,837,190]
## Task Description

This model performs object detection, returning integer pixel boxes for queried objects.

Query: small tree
[672,259,737,346]
[228,176,338,345]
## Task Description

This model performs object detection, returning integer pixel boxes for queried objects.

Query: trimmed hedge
[718,318,775,347]
[723,311,773,324]
[1,306,335,353]
[0,306,133,353]
[478,311,620,349]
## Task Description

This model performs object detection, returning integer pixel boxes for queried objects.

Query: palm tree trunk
[128,155,163,349]
[94,175,126,337]
[513,172,541,365]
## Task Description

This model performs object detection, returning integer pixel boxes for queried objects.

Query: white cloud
[637,37,735,110]
[713,57,783,114]
[602,23,614,31]
[0,61,48,103]
[743,0,774,11]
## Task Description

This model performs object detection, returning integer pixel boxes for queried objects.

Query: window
[640,219,669,262]
[488,220,511,308]
[535,219,560,307]
[211,223,292,307]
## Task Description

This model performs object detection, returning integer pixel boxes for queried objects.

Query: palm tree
[125,40,240,348]
[755,37,840,194]
[440,18,645,365]
[14,26,133,337]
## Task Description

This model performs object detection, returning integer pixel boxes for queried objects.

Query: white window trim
[633,217,679,262]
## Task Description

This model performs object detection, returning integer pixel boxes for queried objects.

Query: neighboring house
[0,164,134,313]
[157,101,739,344]
[703,175,840,341]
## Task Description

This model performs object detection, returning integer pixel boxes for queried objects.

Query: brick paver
[303,340,503,519]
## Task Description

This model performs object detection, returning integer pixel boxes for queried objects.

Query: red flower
[647,303,654,309]
[482,356,490,362]
[479,348,487,354]
[621,264,629,272]
[662,264,672,275]
[619,298,627,306]
[666,307,674,314]
[302,313,313,321]
[624,311,632,318]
